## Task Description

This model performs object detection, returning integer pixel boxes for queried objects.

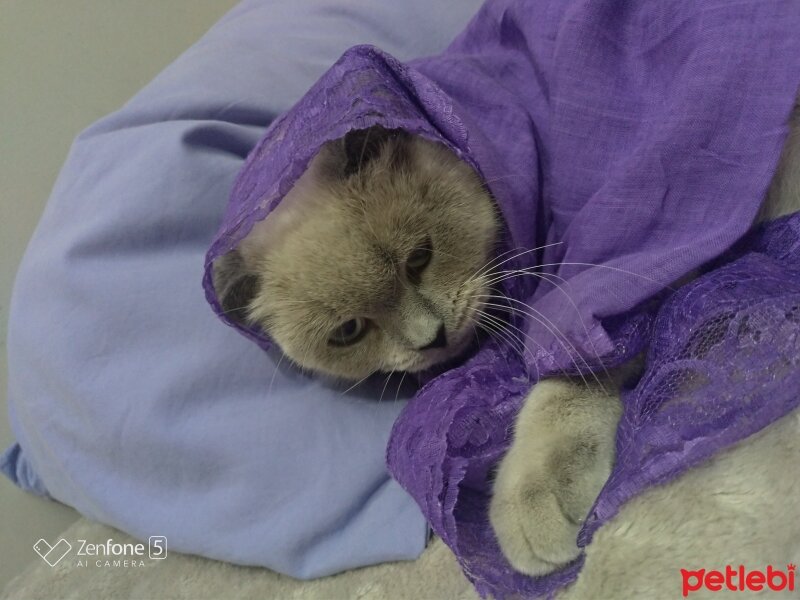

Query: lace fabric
[389,213,800,598]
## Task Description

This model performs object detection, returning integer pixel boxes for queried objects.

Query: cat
[213,104,800,592]
[213,127,498,381]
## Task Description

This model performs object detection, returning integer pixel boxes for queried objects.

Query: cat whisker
[340,370,376,396]
[474,320,519,356]
[466,242,565,287]
[394,371,408,404]
[479,312,529,356]
[476,244,553,278]
[509,272,613,382]
[474,320,530,366]
[217,304,251,317]
[267,352,286,398]
[476,296,604,392]
[483,261,673,290]
[464,245,534,285]
[485,278,596,361]
[472,310,528,358]
[471,312,542,383]
[479,295,595,379]
[470,309,548,381]
[474,304,589,387]
[274,298,317,305]
[471,321,482,349]
[477,263,659,383]
[378,370,395,404]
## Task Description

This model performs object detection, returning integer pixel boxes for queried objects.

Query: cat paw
[489,448,584,575]
[488,379,620,576]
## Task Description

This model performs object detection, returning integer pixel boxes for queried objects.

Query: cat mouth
[394,297,487,374]
[408,320,479,373]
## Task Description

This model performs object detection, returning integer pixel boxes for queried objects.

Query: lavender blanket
[206,0,800,596]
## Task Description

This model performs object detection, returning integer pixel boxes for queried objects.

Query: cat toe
[489,476,581,576]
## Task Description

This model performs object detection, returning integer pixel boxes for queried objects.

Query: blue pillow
[2,0,481,577]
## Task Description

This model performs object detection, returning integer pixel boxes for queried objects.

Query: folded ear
[314,125,405,178]
[212,250,260,324]
[341,125,394,176]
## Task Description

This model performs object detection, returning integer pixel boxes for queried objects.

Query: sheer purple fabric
[205,1,800,596]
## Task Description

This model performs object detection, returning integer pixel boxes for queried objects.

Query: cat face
[214,127,498,380]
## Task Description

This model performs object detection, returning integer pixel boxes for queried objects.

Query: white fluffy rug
[2,519,476,600]
[5,410,799,600]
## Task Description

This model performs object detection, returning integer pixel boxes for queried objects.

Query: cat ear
[340,126,406,177]
[212,250,260,324]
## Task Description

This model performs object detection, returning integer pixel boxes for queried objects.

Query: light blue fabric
[1,0,481,577]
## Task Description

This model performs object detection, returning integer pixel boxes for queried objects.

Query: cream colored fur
[4,411,795,600]
[559,408,800,599]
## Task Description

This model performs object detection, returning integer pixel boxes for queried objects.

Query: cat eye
[406,238,433,282]
[329,317,368,347]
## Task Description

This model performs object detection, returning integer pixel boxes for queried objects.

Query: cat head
[213,126,499,380]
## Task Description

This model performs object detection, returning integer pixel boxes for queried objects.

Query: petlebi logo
[681,564,796,596]
[34,536,167,568]
[33,538,72,567]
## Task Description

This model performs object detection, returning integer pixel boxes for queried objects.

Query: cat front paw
[488,379,620,576]
[489,446,584,576]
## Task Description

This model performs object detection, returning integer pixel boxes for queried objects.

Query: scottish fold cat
[213,105,800,591]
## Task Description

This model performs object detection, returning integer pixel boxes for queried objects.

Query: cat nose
[418,324,447,350]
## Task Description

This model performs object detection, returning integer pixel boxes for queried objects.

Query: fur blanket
[5,411,798,600]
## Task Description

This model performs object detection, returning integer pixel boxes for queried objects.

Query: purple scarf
[205,1,800,596]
